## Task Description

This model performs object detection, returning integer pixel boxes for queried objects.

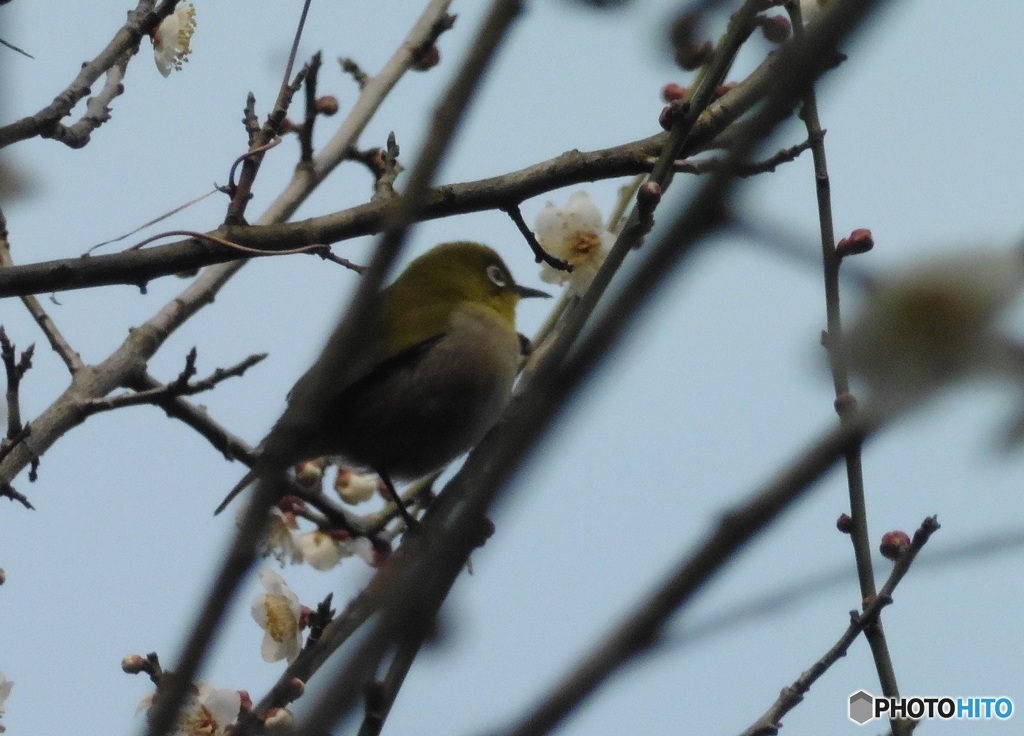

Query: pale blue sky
[2,1,1024,734]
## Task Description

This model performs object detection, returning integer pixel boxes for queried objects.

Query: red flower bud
[880,530,911,560]
[836,228,875,258]
[662,83,688,102]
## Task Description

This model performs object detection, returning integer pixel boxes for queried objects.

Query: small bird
[216,241,549,519]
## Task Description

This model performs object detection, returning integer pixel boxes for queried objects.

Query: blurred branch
[132,2,464,733]
[0,39,798,299]
[0,0,181,149]
[0,0,455,494]
[499,417,881,736]
[227,2,529,733]
[357,633,428,736]
[224,3,888,735]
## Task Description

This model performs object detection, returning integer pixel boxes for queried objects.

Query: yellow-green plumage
[217,242,546,513]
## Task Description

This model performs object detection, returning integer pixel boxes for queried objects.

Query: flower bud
[294,459,324,487]
[265,707,294,731]
[661,83,688,102]
[315,96,339,116]
[412,44,440,71]
[836,513,853,534]
[836,228,874,258]
[880,530,911,560]
[121,654,150,674]
[335,467,378,504]
[833,391,857,417]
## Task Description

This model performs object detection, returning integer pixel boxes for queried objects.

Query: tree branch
[0,0,181,149]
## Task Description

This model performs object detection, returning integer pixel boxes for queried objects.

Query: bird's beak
[515,284,551,299]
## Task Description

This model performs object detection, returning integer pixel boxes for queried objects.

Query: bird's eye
[486,264,508,288]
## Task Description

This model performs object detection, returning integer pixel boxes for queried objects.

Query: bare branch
[1,326,34,439]
[742,517,940,736]
[503,204,572,271]
[0,212,83,373]
[0,0,182,149]
[83,350,267,414]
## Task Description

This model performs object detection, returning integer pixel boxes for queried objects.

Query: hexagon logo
[849,690,874,724]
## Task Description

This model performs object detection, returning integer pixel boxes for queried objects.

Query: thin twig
[0,0,181,149]
[741,517,940,736]
[299,52,323,164]
[224,137,284,196]
[0,481,34,510]
[0,210,83,373]
[84,351,267,414]
[133,5,459,735]
[0,37,34,59]
[2,42,806,299]
[667,137,813,176]
[234,2,528,733]
[85,188,221,255]
[502,204,571,270]
[0,327,34,439]
[340,57,370,88]
[127,372,257,463]
[357,634,428,736]
[787,3,904,730]
[223,66,308,226]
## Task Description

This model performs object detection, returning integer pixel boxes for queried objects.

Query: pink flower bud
[836,228,874,258]
[880,530,911,560]
[662,83,688,102]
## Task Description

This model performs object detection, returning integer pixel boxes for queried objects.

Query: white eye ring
[486,264,508,288]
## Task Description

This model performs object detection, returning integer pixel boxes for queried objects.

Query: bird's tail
[214,468,257,515]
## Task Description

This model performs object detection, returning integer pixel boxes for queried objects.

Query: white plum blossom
[843,247,1024,409]
[137,681,241,736]
[265,508,303,567]
[295,529,376,570]
[152,3,196,77]
[343,536,377,566]
[251,568,303,663]
[238,503,304,567]
[295,530,344,571]
[265,707,295,731]
[534,191,614,296]
[334,467,379,505]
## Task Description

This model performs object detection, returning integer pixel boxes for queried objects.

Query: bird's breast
[322,304,522,477]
